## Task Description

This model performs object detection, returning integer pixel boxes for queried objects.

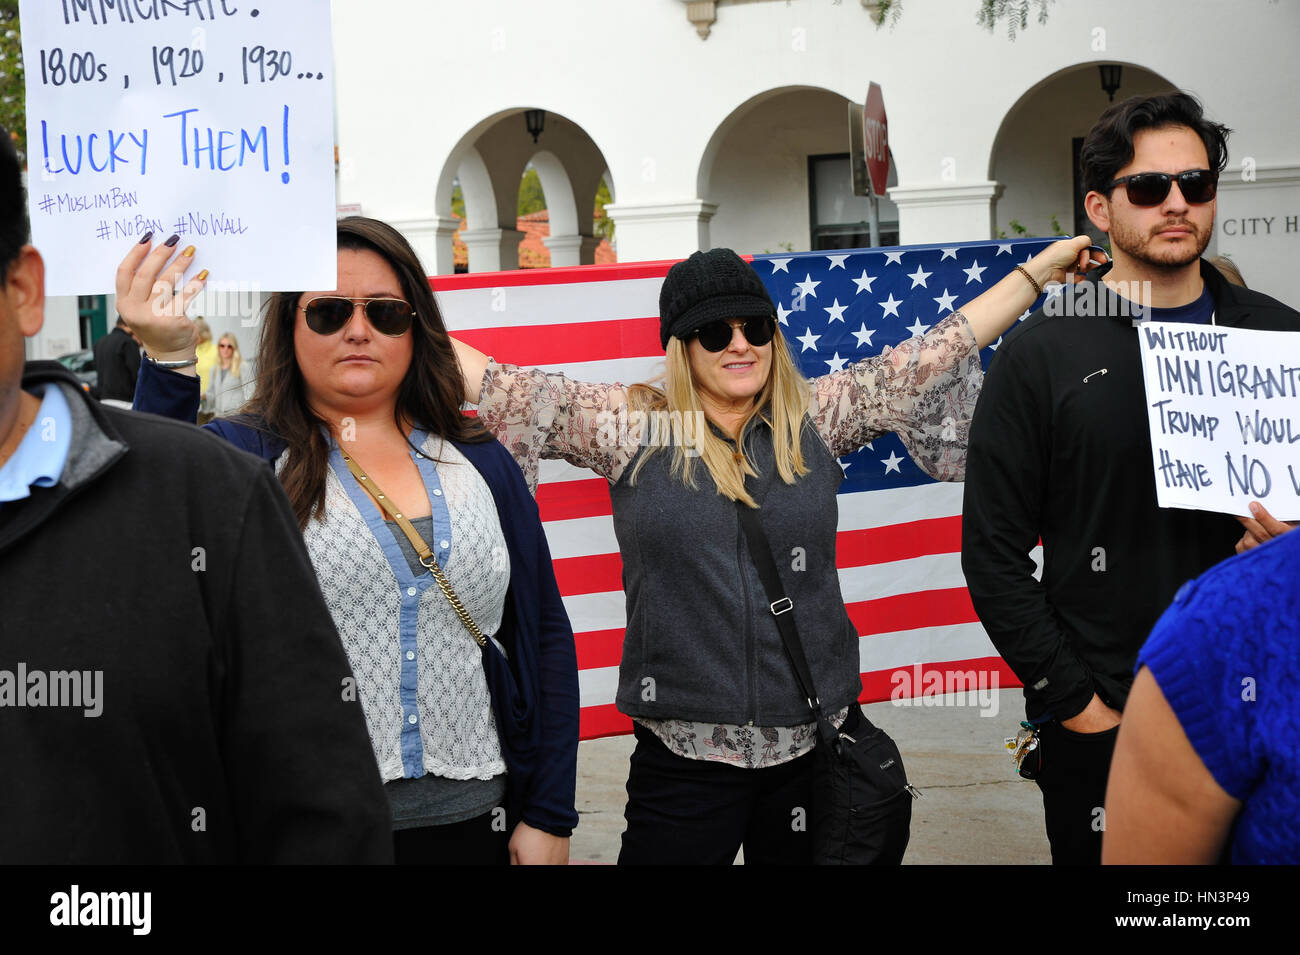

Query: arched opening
[516,159,554,269]
[699,86,900,254]
[437,108,614,272]
[989,62,1179,243]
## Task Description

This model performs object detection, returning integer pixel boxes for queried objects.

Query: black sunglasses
[1104,169,1217,206]
[300,296,415,337]
[690,316,776,352]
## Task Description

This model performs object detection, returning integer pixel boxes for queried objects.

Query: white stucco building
[335,0,1299,299]
[28,0,1300,360]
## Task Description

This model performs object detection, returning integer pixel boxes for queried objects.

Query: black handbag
[735,498,918,865]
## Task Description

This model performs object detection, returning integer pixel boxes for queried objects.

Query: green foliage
[450,182,465,219]
[872,0,1055,39]
[594,178,613,241]
[869,0,903,28]
[518,167,545,217]
[0,5,24,159]
[1001,215,1067,238]
[976,0,1055,40]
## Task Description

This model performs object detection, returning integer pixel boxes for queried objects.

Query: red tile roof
[452,210,615,270]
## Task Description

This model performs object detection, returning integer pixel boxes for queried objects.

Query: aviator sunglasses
[1104,168,1218,206]
[300,296,415,337]
[689,315,776,352]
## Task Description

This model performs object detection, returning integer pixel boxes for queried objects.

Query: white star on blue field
[752,238,1052,492]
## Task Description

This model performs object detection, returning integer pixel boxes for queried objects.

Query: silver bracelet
[146,354,199,369]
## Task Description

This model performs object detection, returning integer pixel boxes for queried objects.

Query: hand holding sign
[21,0,337,296]
[1139,322,1300,521]
[1234,501,1298,554]
[116,233,210,370]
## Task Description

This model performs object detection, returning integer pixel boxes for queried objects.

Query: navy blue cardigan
[134,360,580,837]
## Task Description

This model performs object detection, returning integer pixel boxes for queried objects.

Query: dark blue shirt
[1145,285,1215,325]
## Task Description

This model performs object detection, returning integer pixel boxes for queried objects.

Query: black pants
[392,810,511,865]
[618,723,815,865]
[1033,720,1119,866]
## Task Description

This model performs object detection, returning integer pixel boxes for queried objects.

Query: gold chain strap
[340,450,488,649]
[423,553,488,648]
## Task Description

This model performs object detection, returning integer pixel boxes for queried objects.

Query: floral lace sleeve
[810,310,982,481]
[475,360,638,493]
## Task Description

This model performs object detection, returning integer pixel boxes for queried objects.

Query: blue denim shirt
[326,430,455,778]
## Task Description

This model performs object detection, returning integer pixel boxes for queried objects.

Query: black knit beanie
[658,248,776,349]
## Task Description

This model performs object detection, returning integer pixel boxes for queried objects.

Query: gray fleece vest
[612,417,863,725]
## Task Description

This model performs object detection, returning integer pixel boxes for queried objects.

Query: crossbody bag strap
[340,450,488,649]
[734,498,827,729]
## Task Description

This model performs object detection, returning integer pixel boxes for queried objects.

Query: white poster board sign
[1139,321,1300,520]
[20,0,337,296]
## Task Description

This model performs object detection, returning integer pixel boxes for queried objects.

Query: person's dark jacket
[92,324,141,402]
[132,359,581,837]
[961,260,1300,722]
[0,363,393,863]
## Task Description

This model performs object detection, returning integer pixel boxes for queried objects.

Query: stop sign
[863,82,889,197]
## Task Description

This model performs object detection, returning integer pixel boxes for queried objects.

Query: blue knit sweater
[1138,529,1300,864]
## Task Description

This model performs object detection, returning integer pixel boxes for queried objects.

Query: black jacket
[92,325,141,402]
[961,260,1300,721]
[0,363,393,863]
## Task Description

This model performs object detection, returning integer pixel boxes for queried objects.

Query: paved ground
[569,688,1051,864]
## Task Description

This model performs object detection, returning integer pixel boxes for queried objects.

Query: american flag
[432,237,1053,740]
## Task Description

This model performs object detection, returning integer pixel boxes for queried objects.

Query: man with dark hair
[961,92,1300,865]
[92,314,142,402]
[0,130,393,862]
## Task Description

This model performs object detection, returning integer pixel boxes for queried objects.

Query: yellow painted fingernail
[196,269,209,281]
[182,245,196,257]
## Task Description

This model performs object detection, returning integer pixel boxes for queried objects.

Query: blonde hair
[218,332,243,378]
[627,330,810,508]
[1208,254,1247,288]
[193,316,212,344]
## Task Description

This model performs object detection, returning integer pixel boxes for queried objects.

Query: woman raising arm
[450,236,1101,864]
[118,219,579,865]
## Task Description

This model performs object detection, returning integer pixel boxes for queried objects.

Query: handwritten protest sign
[20,0,337,296]
[1139,321,1300,520]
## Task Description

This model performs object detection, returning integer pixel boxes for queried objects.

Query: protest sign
[1139,321,1300,520]
[20,0,337,296]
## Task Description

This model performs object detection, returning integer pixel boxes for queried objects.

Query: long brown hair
[242,216,488,528]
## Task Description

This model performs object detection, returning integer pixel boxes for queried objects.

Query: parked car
[56,349,98,394]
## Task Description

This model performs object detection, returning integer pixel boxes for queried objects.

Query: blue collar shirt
[0,383,73,507]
